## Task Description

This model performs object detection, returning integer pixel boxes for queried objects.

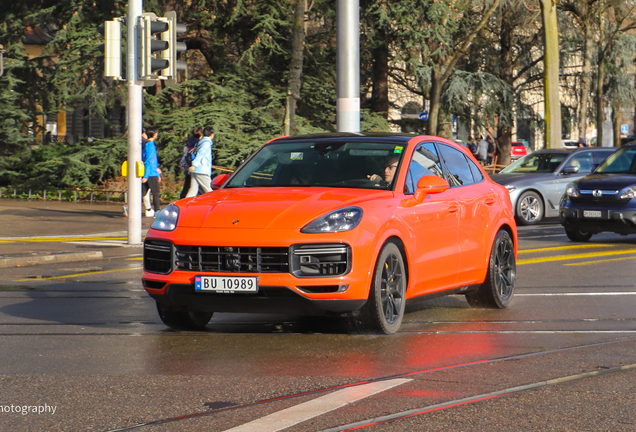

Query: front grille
[144,240,173,274]
[570,196,630,208]
[175,246,289,273]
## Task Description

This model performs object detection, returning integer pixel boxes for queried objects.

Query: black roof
[274,132,417,143]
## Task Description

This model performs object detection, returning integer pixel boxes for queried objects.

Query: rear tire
[466,230,516,308]
[565,226,593,242]
[156,302,213,330]
[355,242,406,334]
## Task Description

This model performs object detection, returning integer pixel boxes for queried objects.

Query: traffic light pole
[127,0,143,244]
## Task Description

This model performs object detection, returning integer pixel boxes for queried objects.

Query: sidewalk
[0,198,154,268]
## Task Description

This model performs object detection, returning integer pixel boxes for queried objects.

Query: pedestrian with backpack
[185,126,214,198]
[179,127,203,199]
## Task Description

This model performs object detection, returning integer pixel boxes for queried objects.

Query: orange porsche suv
[143,133,517,334]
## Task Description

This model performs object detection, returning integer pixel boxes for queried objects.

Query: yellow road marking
[13,267,142,282]
[0,237,127,243]
[519,244,613,254]
[127,257,143,261]
[564,256,636,266]
[518,249,636,265]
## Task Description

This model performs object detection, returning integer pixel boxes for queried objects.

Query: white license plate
[583,210,602,218]
[195,276,258,293]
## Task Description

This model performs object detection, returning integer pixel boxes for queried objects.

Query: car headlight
[620,186,636,200]
[151,205,179,231]
[565,183,579,198]
[301,207,363,233]
[505,185,516,193]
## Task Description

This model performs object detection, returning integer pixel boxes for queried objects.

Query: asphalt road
[1,199,636,431]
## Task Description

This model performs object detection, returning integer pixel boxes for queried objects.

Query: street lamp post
[336,0,360,133]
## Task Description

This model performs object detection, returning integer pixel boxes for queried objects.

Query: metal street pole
[336,0,360,133]
[127,0,143,244]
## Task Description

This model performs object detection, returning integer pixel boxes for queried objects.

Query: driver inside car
[368,155,400,187]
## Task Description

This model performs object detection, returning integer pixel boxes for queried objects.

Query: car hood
[575,173,636,190]
[177,187,389,229]
[491,172,553,185]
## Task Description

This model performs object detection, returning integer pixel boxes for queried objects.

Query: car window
[593,150,614,166]
[500,152,567,173]
[565,151,595,174]
[405,143,444,194]
[596,147,636,174]
[437,144,475,187]
[467,156,484,182]
[226,140,406,189]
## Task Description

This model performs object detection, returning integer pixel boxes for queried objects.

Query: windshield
[226,140,406,190]
[595,147,636,174]
[500,152,566,174]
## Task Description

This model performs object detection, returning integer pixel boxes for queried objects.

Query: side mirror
[402,175,450,207]
[211,173,230,190]
[561,165,579,175]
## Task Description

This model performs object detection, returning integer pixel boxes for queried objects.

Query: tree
[540,0,562,149]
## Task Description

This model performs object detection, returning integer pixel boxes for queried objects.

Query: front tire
[516,191,543,226]
[565,226,593,242]
[466,230,516,308]
[355,242,406,334]
[156,302,213,330]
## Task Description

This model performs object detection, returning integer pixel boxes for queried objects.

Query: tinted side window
[593,150,614,166]
[405,143,444,194]
[467,156,484,182]
[438,144,475,187]
[566,151,595,174]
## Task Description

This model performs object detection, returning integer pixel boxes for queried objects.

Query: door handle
[484,197,496,205]
[448,204,459,213]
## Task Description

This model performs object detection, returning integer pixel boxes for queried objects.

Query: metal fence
[0,186,127,204]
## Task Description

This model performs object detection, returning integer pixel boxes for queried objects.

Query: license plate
[583,210,602,218]
[195,276,258,293]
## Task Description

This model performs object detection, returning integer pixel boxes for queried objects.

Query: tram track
[104,337,636,431]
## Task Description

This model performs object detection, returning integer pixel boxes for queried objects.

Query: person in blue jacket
[142,126,162,217]
[186,126,214,197]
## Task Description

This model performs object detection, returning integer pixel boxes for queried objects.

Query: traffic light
[98,19,123,79]
[140,13,169,79]
[160,11,188,80]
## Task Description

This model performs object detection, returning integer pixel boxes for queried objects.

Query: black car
[560,143,636,241]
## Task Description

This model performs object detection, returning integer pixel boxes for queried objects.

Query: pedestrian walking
[142,126,162,217]
[476,136,489,164]
[186,127,214,198]
[179,127,203,199]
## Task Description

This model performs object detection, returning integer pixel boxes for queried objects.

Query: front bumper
[559,204,636,235]
[142,227,378,314]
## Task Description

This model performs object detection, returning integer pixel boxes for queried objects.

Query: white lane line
[516,292,636,296]
[222,378,411,432]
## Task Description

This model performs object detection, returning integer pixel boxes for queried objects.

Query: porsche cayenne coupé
[143,133,518,334]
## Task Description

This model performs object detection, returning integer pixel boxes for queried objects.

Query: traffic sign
[621,124,629,134]
[419,111,428,121]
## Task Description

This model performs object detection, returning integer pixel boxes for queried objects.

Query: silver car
[491,148,616,225]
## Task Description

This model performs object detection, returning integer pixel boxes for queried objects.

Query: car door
[437,143,494,284]
[549,151,599,215]
[400,142,460,296]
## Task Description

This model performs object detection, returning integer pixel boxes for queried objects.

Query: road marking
[516,292,636,296]
[519,244,613,254]
[518,248,636,265]
[0,236,127,243]
[222,379,411,432]
[324,363,636,432]
[564,256,636,266]
[13,267,142,282]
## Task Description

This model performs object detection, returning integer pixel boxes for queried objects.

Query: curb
[0,251,104,269]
